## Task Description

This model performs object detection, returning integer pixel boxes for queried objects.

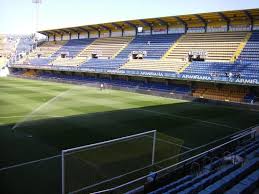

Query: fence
[93,125,257,193]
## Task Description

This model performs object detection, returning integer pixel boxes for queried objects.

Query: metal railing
[93,125,257,194]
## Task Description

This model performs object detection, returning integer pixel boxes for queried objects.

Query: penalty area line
[141,108,240,130]
[0,115,63,119]
[0,154,61,172]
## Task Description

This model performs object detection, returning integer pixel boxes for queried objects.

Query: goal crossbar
[61,130,157,194]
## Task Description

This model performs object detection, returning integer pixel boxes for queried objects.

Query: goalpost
[61,130,157,194]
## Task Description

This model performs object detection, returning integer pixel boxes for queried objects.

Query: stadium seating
[51,57,86,66]
[238,31,259,62]
[33,71,191,94]
[145,138,259,194]
[78,37,134,59]
[24,41,67,65]
[116,34,182,59]
[27,57,53,66]
[11,31,259,104]
[182,61,236,77]
[16,36,34,54]
[193,84,248,102]
[80,58,128,69]
[120,59,188,73]
[22,69,37,77]
[26,39,95,66]
[51,38,95,58]
[182,60,259,80]
[29,41,67,58]
[165,32,249,62]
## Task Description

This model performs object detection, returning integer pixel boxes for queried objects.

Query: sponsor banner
[180,73,259,85]
[10,65,259,85]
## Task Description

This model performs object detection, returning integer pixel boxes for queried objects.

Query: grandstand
[0,35,8,68]
[142,134,259,194]
[164,32,249,62]
[10,8,259,103]
[2,5,259,194]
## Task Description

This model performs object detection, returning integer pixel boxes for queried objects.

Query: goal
[61,130,157,194]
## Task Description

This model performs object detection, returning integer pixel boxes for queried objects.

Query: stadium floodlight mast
[32,0,42,40]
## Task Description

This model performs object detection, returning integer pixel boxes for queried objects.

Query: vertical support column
[98,30,101,38]
[109,30,112,37]
[166,25,169,34]
[54,34,56,41]
[122,28,124,37]
[88,31,90,39]
[151,25,153,35]
[61,151,65,194]
[69,33,72,40]
[152,130,157,165]
[61,34,63,41]
[77,32,80,39]
[227,21,230,32]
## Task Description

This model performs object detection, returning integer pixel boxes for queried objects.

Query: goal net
[62,130,157,194]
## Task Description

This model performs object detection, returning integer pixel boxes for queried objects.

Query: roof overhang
[38,8,259,36]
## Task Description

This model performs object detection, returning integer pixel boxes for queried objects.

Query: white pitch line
[12,87,76,130]
[0,154,61,172]
[141,108,240,130]
[156,137,192,150]
[0,115,62,119]
[144,135,192,150]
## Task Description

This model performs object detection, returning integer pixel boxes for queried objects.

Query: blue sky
[1,0,259,34]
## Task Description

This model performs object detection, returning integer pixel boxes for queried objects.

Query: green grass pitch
[0,77,259,194]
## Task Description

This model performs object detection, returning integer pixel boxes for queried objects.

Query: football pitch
[0,77,259,194]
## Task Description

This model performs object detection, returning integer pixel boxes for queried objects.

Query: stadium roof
[38,8,259,36]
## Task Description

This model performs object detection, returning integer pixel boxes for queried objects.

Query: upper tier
[238,31,259,62]
[116,34,182,59]
[165,32,249,62]
[78,37,133,59]
[51,38,95,58]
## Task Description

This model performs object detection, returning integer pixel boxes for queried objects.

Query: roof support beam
[140,19,151,27]
[156,18,168,26]
[124,21,137,28]
[195,14,207,32]
[111,23,123,30]
[140,19,153,34]
[59,29,70,34]
[156,18,169,34]
[87,26,99,31]
[218,12,230,31]
[67,28,80,40]
[52,30,62,35]
[58,30,70,40]
[39,32,49,37]
[77,27,89,33]
[175,16,187,33]
[77,27,90,38]
[111,23,124,36]
[99,24,110,31]
[124,21,137,35]
[68,28,79,34]
[87,26,100,38]
[99,24,112,37]
[244,10,254,31]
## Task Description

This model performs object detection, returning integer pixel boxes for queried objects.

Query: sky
[1,0,259,34]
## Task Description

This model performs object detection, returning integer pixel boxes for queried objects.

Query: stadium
[1,1,259,194]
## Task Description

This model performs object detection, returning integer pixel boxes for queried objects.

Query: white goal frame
[61,130,157,194]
